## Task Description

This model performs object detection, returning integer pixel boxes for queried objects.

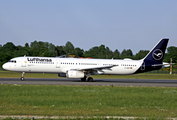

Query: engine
[66,70,84,78]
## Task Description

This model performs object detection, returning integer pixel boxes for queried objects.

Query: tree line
[0,40,177,68]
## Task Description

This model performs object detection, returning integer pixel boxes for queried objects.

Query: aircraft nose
[2,63,8,70]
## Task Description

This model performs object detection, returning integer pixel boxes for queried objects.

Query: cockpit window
[8,60,16,63]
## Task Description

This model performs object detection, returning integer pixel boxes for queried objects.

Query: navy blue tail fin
[143,38,169,64]
[134,38,169,74]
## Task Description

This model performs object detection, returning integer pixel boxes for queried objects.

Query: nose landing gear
[20,72,25,81]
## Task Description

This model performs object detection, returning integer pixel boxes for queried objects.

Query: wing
[71,65,117,71]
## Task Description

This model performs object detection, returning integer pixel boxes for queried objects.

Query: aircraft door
[21,57,26,67]
[141,62,145,71]
[56,59,60,68]
[98,62,102,66]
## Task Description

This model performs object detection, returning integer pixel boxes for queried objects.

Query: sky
[0,0,177,54]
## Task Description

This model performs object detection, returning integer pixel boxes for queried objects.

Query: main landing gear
[81,75,93,82]
[87,77,93,82]
[20,72,25,81]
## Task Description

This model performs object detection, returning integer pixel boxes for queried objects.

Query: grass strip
[0,84,177,118]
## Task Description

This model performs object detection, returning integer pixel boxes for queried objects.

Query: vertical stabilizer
[135,38,169,74]
[143,38,169,64]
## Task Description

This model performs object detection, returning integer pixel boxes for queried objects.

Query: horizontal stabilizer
[152,62,175,68]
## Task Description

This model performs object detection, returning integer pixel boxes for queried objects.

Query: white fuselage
[3,57,143,75]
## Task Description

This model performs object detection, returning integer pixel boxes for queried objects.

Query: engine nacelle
[58,73,66,77]
[66,70,84,78]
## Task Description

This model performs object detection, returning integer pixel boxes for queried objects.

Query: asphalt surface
[1,78,177,87]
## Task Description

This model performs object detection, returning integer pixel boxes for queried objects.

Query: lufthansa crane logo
[152,49,163,60]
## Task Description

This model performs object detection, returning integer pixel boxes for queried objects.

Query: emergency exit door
[21,57,26,67]
[56,59,60,68]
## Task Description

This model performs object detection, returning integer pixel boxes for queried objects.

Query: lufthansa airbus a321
[2,38,170,81]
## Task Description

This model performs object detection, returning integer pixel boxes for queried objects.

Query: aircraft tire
[88,77,93,82]
[20,77,24,81]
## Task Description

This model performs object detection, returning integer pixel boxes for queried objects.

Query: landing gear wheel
[87,77,93,82]
[21,72,25,81]
[20,77,24,81]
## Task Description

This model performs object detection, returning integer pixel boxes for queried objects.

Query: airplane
[2,38,170,82]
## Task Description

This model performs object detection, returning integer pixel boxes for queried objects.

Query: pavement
[1,78,177,87]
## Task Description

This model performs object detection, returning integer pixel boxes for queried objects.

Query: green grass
[1,84,177,118]
[0,71,177,80]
